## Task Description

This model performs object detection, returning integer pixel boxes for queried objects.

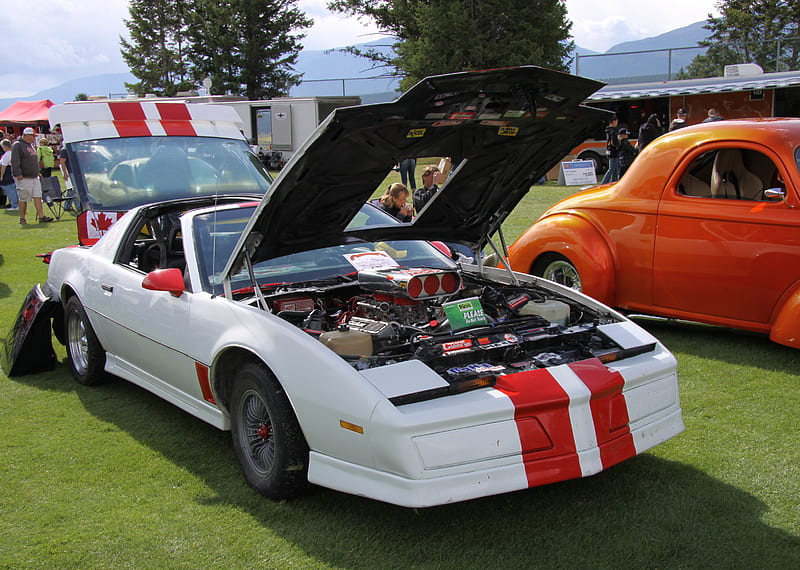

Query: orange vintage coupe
[508,118,800,348]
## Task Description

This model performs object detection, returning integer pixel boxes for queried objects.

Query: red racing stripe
[155,102,191,120]
[159,120,197,136]
[495,368,583,486]
[568,359,636,469]
[109,102,146,120]
[113,121,151,137]
[156,103,196,135]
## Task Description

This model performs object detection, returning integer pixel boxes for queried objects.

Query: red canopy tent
[0,99,55,137]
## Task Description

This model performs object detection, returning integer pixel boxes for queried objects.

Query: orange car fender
[509,213,615,304]
[769,282,800,349]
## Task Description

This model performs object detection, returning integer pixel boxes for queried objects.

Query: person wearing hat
[617,127,638,177]
[669,108,689,131]
[11,127,52,224]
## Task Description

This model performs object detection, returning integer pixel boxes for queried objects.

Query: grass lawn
[1,183,798,568]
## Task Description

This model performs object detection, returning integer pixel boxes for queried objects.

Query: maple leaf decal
[91,212,116,234]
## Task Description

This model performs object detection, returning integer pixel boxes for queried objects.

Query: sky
[0,0,720,99]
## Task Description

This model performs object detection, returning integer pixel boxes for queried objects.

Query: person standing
[37,138,56,201]
[398,158,417,190]
[669,108,689,131]
[617,128,638,177]
[11,127,52,224]
[637,113,662,151]
[601,115,620,183]
[0,139,19,210]
[37,139,55,176]
[703,108,724,122]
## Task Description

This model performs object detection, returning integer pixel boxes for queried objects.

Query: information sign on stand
[557,159,597,186]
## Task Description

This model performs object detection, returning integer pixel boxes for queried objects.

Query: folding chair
[42,177,76,220]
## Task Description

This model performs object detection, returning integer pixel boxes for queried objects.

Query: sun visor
[50,101,246,143]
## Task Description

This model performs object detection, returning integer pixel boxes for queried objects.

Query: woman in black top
[373,183,413,222]
[637,113,662,151]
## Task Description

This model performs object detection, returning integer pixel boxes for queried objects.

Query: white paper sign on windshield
[344,250,400,271]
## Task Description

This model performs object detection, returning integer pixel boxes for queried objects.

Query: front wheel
[230,362,309,500]
[533,253,582,291]
[64,296,110,386]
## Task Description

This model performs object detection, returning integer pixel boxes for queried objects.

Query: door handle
[101,284,114,293]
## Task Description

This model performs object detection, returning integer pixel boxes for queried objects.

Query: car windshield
[192,204,457,295]
[66,136,271,211]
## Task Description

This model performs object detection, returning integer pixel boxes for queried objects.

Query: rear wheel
[230,362,309,500]
[579,151,607,175]
[533,253,582,291]
[64,296,110,385]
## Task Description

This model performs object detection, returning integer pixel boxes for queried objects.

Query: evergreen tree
[186,0,312,99]
[328,0,573,90]
[120,0,195,96]
[677,0,800,79]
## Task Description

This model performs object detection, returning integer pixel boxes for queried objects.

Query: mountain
[289,38,400,98]
[0,72,136,113]
[0,25,711,111]
[572,21,710,84]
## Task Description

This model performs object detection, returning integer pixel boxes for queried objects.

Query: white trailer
[211,96,361,167]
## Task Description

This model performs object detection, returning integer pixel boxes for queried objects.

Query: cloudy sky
[0,0,719,99]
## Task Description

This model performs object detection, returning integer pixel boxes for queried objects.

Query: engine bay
[252,267,652,397]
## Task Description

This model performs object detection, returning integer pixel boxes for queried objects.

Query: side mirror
[763,187,785,201]
[142,268,185,297]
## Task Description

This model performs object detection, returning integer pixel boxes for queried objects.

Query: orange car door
[652,147,800,327]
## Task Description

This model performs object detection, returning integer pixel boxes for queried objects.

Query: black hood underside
[234,66,610,267]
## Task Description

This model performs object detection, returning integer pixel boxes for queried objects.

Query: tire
[533,253,583,291]
[64,296,110,386]
[230,362,309,500]
[579,151,607,175]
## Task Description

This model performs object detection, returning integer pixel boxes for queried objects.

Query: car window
[117,211,186,274]
[677,148,781,201]
[795,147,800,175]
[66,136,271,211]
[193,204,456,295]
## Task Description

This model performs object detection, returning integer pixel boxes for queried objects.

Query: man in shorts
[11,127,52,224]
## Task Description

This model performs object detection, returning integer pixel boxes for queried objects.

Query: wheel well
[531,252,570,276]
[53,286,78,346]
[212,348,271,412]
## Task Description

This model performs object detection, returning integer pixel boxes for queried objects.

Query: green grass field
[1,184,798,568]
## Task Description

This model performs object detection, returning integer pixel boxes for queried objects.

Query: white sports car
[3,67,683,507]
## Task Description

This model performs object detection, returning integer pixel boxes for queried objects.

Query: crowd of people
[601,107,725,183]
[0,127,69,226]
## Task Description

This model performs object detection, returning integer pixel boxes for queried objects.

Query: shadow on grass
[11,362,797,569]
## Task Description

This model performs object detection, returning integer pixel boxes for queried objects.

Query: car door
[652,144,800,327]
[87,215,211,407]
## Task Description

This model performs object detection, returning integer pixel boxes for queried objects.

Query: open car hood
[229,66,609,271]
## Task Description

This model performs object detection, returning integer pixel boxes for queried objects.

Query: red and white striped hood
[49,101,246,143]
